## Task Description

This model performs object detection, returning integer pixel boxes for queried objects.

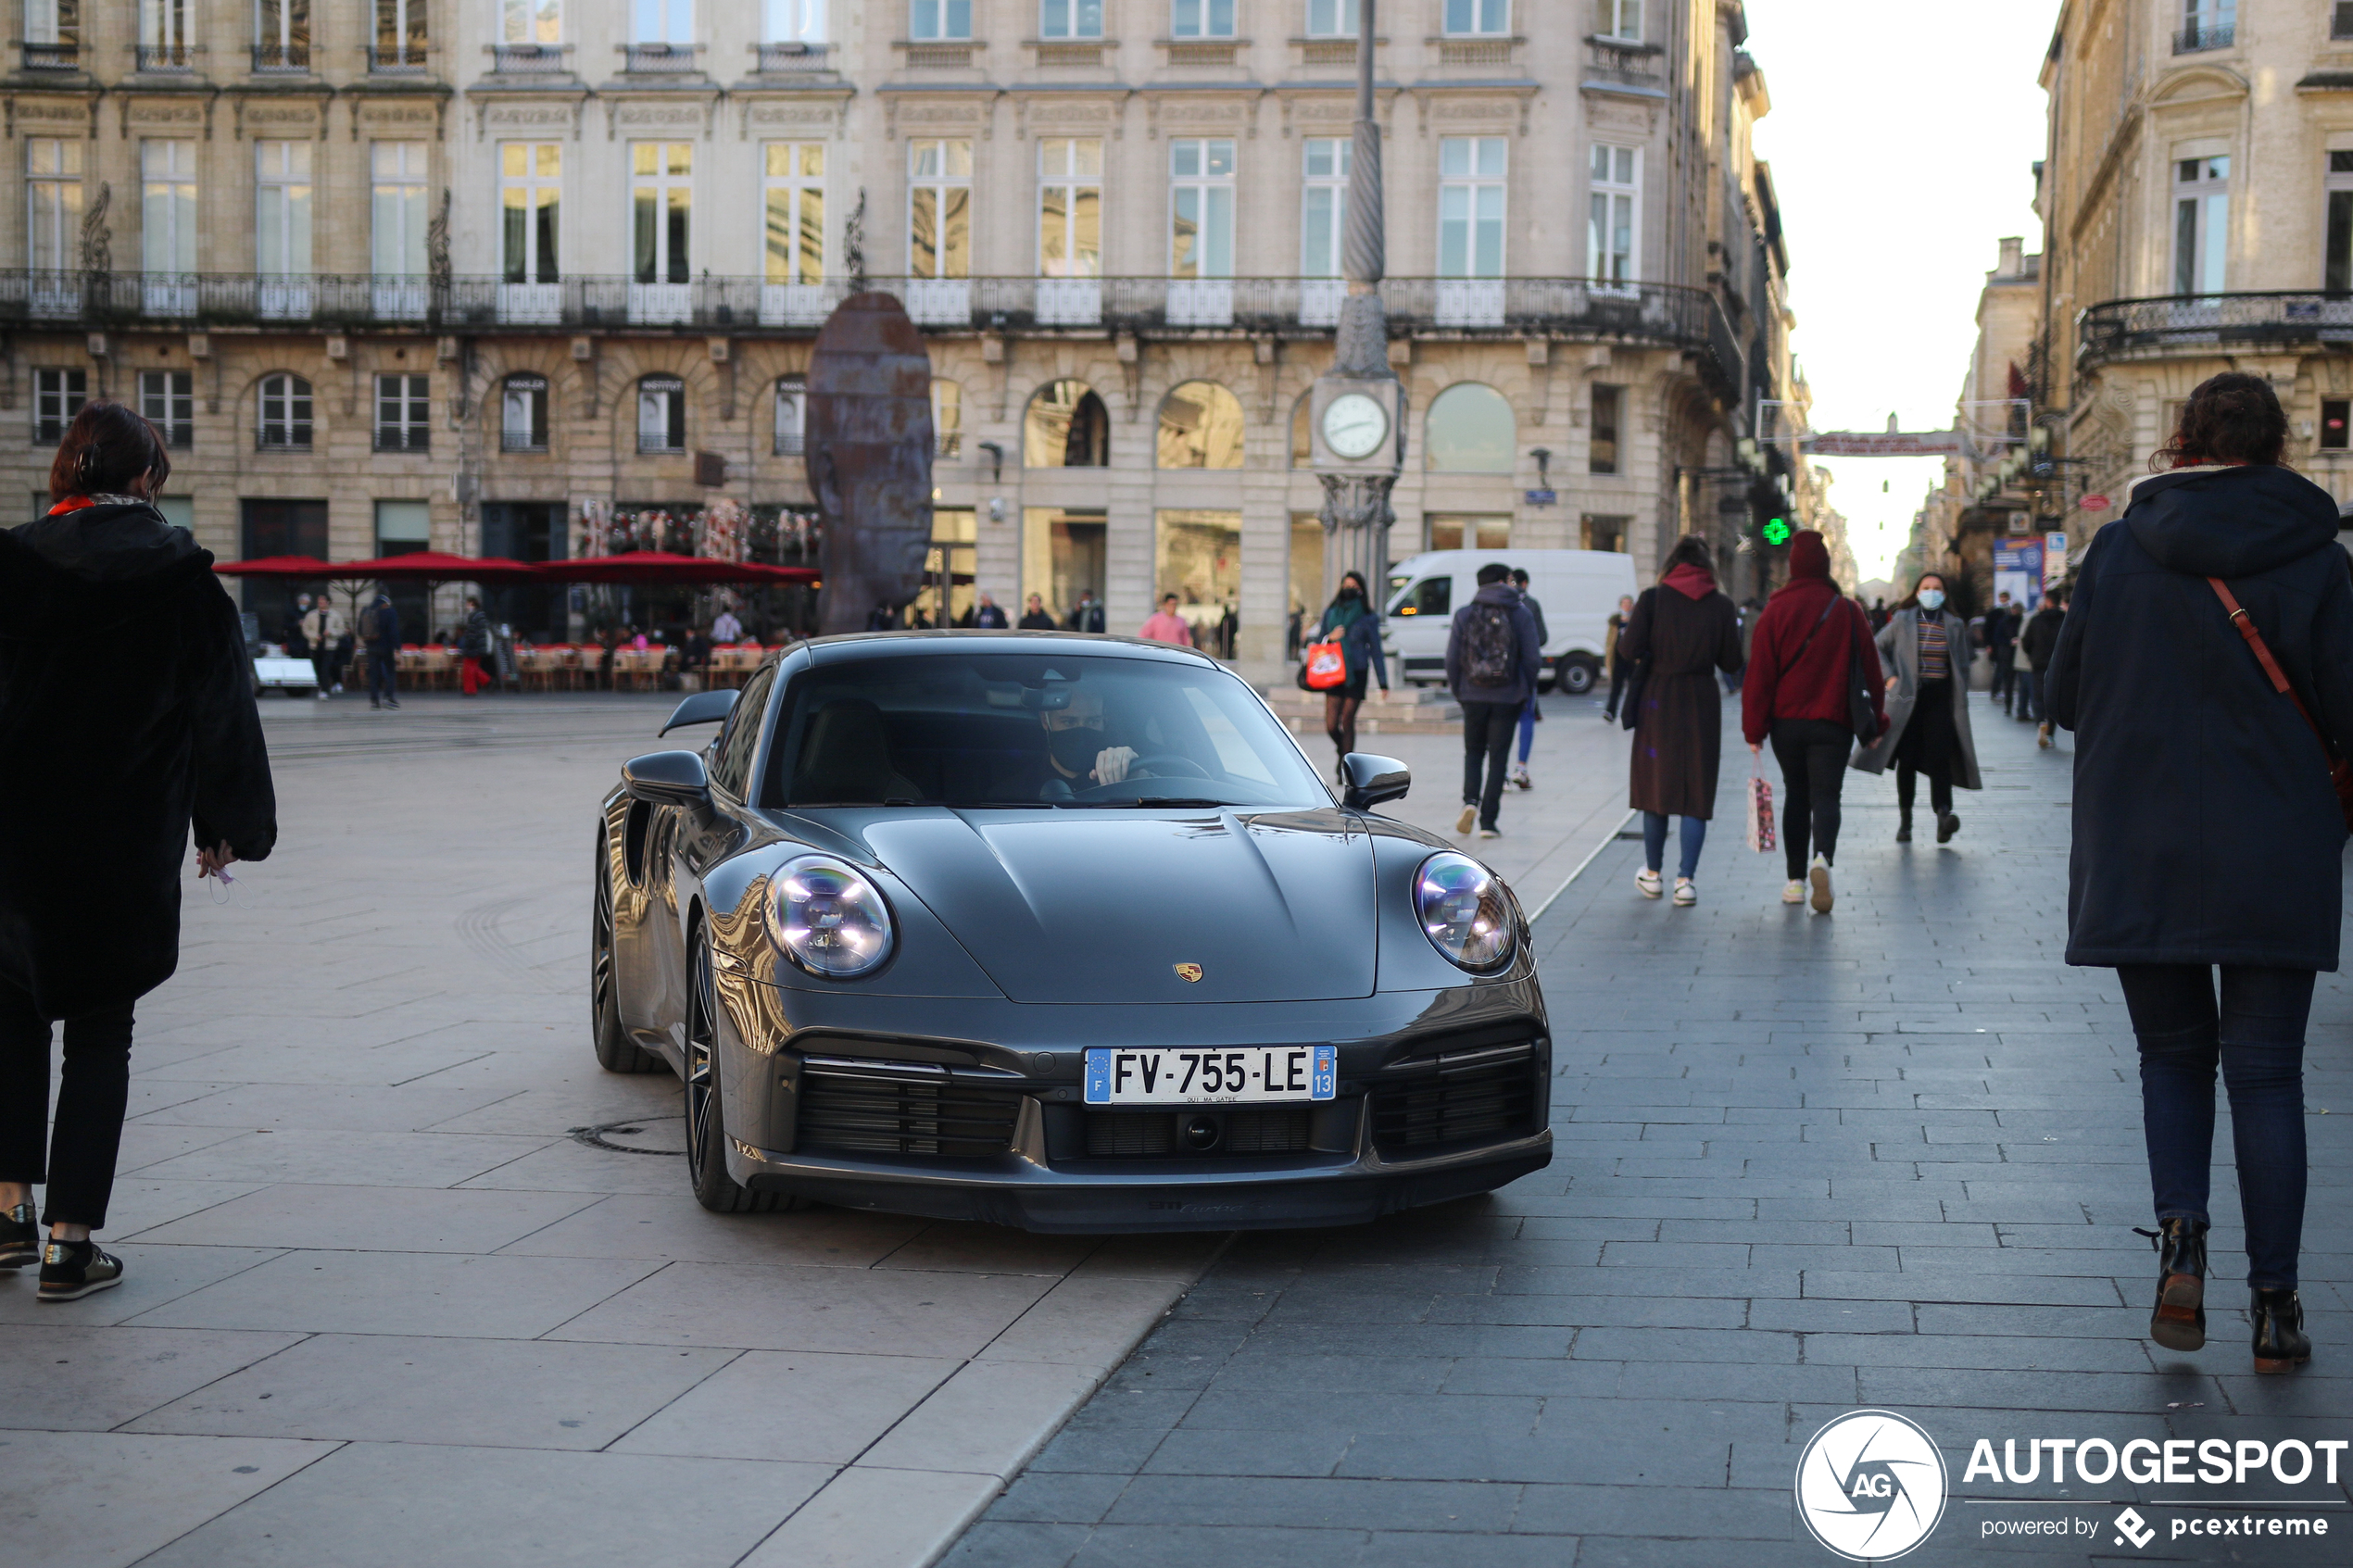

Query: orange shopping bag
[1302,640,1348,690]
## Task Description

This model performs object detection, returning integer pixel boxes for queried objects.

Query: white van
[1381,549,1640,696]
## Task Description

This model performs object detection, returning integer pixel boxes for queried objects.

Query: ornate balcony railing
[134,43,192,71]
[623,42,697,73]
[2077,291,2353,370]
[2173,20,2233,53]
[0,270,1730,353]
[21,40,80,70]
[251,41,309,72]
[368,44,427,74]
[491,43,564,72]
[753,41,831,72]
[1585,35,1663,90]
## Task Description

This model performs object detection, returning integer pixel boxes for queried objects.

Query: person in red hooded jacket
[1740,530,1885,914]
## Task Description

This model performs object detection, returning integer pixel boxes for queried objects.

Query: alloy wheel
[683,946,717,1190]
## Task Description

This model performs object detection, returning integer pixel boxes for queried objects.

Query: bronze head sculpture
[806,292,936,635]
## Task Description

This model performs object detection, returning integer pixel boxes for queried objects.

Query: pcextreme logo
[1795,1410,1950,1562]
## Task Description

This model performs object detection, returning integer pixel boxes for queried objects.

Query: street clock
[1320,393,1390,459]
[1310,372,1404,474]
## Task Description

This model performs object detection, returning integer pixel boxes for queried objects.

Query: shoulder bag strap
[1776,592,1841,680]
[2210,576,2330,745]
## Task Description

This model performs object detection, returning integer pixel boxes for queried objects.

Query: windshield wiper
[1123,797,1230,808]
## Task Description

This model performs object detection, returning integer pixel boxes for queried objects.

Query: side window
[710,665,774,798]
[1397,578,1452,619]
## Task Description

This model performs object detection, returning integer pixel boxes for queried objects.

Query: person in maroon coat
[1740,531,1886,914]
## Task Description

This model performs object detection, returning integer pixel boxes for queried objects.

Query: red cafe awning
[209,555,335,578]
[535,552,820,587]
[332,551,544,585]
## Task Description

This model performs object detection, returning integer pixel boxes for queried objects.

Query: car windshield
[762,650,1332,809]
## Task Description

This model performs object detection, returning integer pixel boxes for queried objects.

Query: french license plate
[1084,1046,1336,1106]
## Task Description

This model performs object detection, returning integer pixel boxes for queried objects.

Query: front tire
[591,836,662,1075]
[1557,655,1599,696]
[684,937,786,1213]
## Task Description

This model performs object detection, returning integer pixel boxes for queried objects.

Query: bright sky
[1743,0,2057,581]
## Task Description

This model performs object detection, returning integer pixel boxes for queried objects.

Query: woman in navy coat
[2049,372,2353,1373]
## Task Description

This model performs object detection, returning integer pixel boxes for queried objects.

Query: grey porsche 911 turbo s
[591,633,1551,1232]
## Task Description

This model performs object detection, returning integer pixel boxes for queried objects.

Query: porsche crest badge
[1172,963,1203,984]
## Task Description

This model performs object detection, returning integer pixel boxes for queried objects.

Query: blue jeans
[1516,698,1538,764]
[2014,668,2041,722]
[2116,964,2313,1290]
[1642,811,1707,881]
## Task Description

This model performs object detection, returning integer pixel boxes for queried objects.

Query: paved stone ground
[0,694,1227,1568]
[944,695,2353,1567]
[0,680,1631,1568]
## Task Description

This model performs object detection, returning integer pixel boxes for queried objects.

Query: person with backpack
[2047,373,2353,1374]
[1508,567,1548,790]
[0,400,277,1300]
[2019,586,2068,744]
[359,590,400,710]
[1444,562,1541,839]
[1311,571,1389,771]
[1620,535,1744,904]
[1740,530,1886,913]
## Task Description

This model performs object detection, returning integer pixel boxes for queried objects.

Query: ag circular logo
[1794,1410,1948,1562]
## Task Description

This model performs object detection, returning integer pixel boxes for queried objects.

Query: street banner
[1803,431,1972,458]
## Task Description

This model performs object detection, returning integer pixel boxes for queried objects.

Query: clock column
[1306,0,1404,622]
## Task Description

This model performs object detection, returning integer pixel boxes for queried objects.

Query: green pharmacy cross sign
[1761,518,1793,546]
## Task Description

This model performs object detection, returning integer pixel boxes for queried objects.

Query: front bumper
[710,975,1553,1233]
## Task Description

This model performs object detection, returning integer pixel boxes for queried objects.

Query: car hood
[853,807,1378,1004]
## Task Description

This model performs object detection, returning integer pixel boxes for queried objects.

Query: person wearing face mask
[990,687,1159,802]
[1850,571,1982,843]
[1311,571,1389,771]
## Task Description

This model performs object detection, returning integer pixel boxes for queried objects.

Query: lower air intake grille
[1369,1041,1539,1154]
[1084,1105,1313,1158]
[797,1066,1022,1158]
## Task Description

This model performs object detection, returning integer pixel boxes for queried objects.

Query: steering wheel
[1122,753,1210,779]
[1077,753,1212,794]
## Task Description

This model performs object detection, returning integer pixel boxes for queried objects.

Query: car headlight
[768,855,895,978]
[1415,852,1516,972]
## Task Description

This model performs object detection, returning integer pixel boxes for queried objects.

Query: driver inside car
[1038,688,1141,794]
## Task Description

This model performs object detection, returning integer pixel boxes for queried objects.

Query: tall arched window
[933,377,963,457]
[1025,379,1108,467]
[1157,380,1244,470]
[502,373,548,452]
[637,374,686,454]
[258,372,313,450]
[774,374,805,456]
[1424,382,1514,472]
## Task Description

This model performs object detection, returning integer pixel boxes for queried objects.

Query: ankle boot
[1894,814,1913,843]
[2251,1287,2311,1374]
[2136,1218,2208,1352]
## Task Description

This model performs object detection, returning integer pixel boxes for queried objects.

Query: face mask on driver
[1917,589,1945,611]
[1047,723,1105,773]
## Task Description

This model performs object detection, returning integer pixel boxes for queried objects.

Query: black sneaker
[0,1203,36,1269]
[37,1238,123,1302]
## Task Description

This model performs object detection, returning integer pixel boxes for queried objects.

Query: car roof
[802,631,1224,670]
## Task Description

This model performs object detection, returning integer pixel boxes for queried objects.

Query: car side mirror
[1340,752,1410,811]
[659,687,738,735]
[623,750,711,809]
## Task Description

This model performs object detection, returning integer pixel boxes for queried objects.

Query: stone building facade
[2033,0,2353,545]
[0,0,1827,670]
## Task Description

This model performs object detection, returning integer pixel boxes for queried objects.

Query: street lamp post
[1308,0,1405,609]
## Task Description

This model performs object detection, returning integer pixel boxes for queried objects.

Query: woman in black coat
[1311,570,1390,771]
[2048,372,2353,1373]
[0,402,276,1301]
[1620,534,1744,906]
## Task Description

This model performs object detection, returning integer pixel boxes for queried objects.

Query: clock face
[1321,393,1390,461]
